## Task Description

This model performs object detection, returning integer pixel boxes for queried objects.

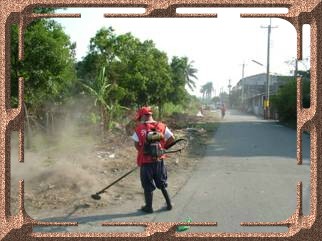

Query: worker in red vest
[132,106,175,213]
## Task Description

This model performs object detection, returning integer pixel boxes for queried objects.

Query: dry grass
[10,110,220,219]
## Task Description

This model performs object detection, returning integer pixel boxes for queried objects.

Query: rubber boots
[161,188,172,210]
[141,191,153,213]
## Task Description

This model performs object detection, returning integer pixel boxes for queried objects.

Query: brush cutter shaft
[93,139,186,197]
[164,138,187,153]
[165,138,184,149]
[96,167,138,195]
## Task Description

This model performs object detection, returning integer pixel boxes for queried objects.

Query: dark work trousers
[140,159,168,193]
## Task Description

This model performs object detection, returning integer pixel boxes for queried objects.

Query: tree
[76,27,118,83]
[270,77,296,123]
[11,19,77,114]
[10,15,77,141]
[168,56,194,106]
[271,70,310,125]
[77,29,142,108]
[184,58,198,91]
[77,28,137,126]
[298,70,310,108]
[115,34,151,107]
[200,85,206,100]
[200,82,214,99]
[170,56,198,91]
[144,43,172,118]
[77,27,199,120]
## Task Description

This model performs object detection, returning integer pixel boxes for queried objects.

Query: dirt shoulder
[10,110,220,220]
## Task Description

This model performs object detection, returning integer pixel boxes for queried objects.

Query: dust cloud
[10,98,133,218]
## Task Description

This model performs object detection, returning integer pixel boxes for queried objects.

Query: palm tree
[205,82,214,99]
[201,82,214,99]
[200,85,206,100]
[183,57,198,91]
[170,56,198,91]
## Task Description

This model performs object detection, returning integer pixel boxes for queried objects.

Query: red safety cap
[135,106,153,120]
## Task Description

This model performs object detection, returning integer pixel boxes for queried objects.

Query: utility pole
[228,79,232,108]
[220,87,223,103]
[228,79,232,94]
[261,18,278,119]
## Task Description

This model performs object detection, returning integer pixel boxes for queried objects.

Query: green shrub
[271,73,310,124]
[163,102,185,117]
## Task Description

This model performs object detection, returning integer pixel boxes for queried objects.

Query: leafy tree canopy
[11,18,77,114]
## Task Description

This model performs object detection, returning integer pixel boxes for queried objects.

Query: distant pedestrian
[220,104,226,119]
[132,106,174,213]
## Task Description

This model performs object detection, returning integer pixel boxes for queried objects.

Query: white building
[234,73,289,118]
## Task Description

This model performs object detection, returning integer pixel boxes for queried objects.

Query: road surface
[35,109,311,233]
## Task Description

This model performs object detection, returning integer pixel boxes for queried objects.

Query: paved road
[35,110,311,233]
[153,109,311,233]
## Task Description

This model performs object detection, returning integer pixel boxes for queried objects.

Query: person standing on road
[132,106,174,213]
[220,103,226,119]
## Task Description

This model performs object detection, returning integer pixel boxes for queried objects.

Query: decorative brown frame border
[0,0,321,240]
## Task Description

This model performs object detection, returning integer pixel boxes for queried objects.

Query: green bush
[271,79,297,123]
[184,95,201,115]
[163,102,185,117]
[271,73,310,124]
[162,96,201,117]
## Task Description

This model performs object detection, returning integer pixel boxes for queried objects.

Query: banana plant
[81,66,111,135]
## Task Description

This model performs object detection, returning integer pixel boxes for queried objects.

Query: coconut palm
[184,58,198,91]
[200,85,206,100]
[201,82,214,99]
[170,56,198,91]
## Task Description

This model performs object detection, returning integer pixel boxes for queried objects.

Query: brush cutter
[163,138,187,154]
[91,167,138,200]
[91,138,187,201]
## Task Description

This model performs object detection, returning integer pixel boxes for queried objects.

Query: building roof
[236,73,283,87]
